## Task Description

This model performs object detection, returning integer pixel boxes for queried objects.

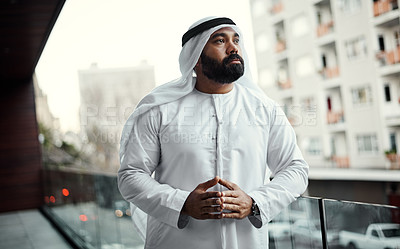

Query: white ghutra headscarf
[119,16,262,240]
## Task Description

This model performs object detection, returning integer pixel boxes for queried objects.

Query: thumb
[218,178,235,190]
[197,176,220,190]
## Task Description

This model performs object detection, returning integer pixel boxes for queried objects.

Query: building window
[338,0,362,15]
[378,35,385,51]
[395,30,400,47]
[317,11,322,25]
[258,68,274,88]
[351,85,372,106]
[295,55,314,78]
[390,133,397,152]
[301,96,316,111]
[291,14,309,38]
[304,137,322,156]
[255,33,270,53]
[356,134,379,154]
[327,97,332,111]
[345,36,367,60]
[384,84,391,102]
[252,0,267,18]
[321,54,327,67]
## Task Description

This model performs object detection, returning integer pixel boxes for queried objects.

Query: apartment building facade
[249,0,400,171]
[78,62,155,171]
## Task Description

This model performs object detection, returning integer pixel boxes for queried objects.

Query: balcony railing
[270,1,284,14]
[332,155,350,168]
[386,153,400,170]
[277,79,292,89]
[376,46,400,66]
[42,169,400,249]
[275,40,286,53]
[319,66,340,79]
[374,0,399,17]
[327,110,344,124]
[316,21,334,37]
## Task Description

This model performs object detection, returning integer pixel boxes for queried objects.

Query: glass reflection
[43,169,144,249]
[269,197,324,249]
[324,199,400,249]
[43,170,400,249]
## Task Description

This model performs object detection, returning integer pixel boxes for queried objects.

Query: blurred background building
[249,0,400,205]
[78,62,155,172]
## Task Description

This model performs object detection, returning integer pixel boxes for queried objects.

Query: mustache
[223,54,244,65]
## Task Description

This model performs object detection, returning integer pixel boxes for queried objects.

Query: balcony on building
[275,38,286,53]
[373,0,399,17]
[318,42,340,81]
[326,87,345,127]
[319,65,340,80]
[270,0,284,15]
[331,155,350,168]
[281,97,299,126]
[277,78,292,90]
[329,132,350,168]
[373,0,400,77]
[376,38,400,68]
[382,77,400,127]
[386,152,400,169]
[327,110,344,125]
[314,0,334,38]
[316,20,334,38]
[276,61,292,90]
[274,21,286,54]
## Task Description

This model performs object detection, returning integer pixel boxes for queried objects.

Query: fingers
[220,191,239,198]
[220,196,240,205]
[202,196,222,206]
[201,205,222,214]
[200,191,222,200]
[221,212,240,219]
[218,178,237,190]
[221,203,241,212]
[197,176,220,190]
[185,178,252,220]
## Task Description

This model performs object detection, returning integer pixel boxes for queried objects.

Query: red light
[79,215,88,222]
[49,196,56,203]
[44,196,49,204]
[62,188,69,197]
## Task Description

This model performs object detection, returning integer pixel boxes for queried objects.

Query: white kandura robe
[118,83,309,249]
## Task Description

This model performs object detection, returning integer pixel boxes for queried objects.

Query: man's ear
[194,58,201,71]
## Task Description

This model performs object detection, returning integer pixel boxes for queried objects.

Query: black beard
[200,53,245,84]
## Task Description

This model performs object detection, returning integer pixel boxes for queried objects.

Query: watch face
[252,203,260,216]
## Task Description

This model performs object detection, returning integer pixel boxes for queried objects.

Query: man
[118,17,308,249]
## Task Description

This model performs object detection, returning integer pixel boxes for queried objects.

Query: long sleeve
[118,107,190,229]
[248,104,309,226]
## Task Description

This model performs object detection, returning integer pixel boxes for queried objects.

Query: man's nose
[227,42,238,54]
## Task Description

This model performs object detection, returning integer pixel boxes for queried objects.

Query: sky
[35,0,257,132]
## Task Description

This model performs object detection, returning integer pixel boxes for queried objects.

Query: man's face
[199,27,244,84]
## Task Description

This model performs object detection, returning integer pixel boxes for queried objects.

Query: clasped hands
[181,176,253,220]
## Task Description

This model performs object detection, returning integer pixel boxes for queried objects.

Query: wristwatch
[248,198,262,228]
[250,198,260,217]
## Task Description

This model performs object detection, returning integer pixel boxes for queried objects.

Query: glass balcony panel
[324,199,400,249]
[43,169,145,249]
[43,170,400,249]
[269,197,323,249]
